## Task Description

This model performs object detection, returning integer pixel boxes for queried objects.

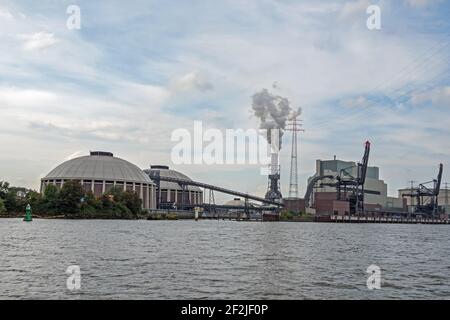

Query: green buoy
[23,204,32,222]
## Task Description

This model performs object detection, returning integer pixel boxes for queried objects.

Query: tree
[107,186,124,203]
[84,191,101,209]
[0,198,6,215]
[44,184,59,200]
[58,180,84,215]
[122,190,142,215]
[0,181,10,199]
[4,188,19,213]
[42,184,59,214]
[26,190,43,213]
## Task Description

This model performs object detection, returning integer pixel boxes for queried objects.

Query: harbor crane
[304,141,371,216]
[402,163,443,217]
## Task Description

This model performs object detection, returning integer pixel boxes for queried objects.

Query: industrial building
[41,151,156,210]
[144,165,203,209]
[220,198,256,219]
[398,187,449,207]
[397,165,447,217]
[307,156,405,215]
[399,187,449,215]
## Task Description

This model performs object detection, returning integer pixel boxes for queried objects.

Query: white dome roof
[224,198,254,207]
[43,151,154,185]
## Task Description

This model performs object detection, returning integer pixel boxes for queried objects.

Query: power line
[311,38,450,129]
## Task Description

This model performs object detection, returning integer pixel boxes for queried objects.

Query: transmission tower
[286,115,304,199]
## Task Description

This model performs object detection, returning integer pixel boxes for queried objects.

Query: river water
[0,218,449,299]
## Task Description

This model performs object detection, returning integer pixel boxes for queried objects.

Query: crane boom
[359,141,371,185]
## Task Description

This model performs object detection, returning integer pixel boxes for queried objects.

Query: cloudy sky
[0,0,449,202]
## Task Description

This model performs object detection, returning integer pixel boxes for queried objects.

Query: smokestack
[271,153,278,175]
[252,88,299,149]
[251,86,301,203]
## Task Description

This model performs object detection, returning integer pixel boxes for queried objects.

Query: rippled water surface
[0,218,449,299]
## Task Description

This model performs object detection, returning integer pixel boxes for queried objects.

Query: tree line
[0,180,144,219]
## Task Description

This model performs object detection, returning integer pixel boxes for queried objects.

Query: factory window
[126,182,133,191]
[364,190,381,195]
[94,180,103,197]
[83,180,92,192]
[105,181,114,193]
[176,191,181,203]
[178,190,189,204]
[160,190,168,202]
[115,181,124,191]
[135,183,142,196]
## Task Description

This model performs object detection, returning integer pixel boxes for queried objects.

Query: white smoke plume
[251,88,301,150]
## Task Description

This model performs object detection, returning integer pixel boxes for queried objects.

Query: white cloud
[115,82,171,108]
[339,0,371,19]
[410,86,450,106]
[65,151,85,160]
[340,96,371,108]
[0,1,448,193]
[0,87,57,106]
[405,0,442,7]
[171,71,214,92]
[0,6,13,20]
[17,32,58,51]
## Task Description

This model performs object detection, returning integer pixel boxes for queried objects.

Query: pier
[318,215,449,224]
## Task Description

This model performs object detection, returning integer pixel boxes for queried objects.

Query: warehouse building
[41,151,156,210]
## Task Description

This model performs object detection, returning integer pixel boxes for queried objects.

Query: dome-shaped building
[144,165,203,209]
[224,198,248,207]
[41,151,156,210]
[221,198,256,220]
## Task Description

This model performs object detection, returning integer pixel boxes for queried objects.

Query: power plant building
[41,151,156,210]
[309,158,404,214]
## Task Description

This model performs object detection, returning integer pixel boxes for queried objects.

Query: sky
[0,0,449,202]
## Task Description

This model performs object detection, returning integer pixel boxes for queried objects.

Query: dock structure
[317,215,448,224]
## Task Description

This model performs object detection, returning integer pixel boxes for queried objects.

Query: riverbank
[0,213,144,220]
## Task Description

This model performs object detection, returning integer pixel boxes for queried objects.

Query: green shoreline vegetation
[279,210,314,222]
[0,180,144,219]
[1,180,314,221]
